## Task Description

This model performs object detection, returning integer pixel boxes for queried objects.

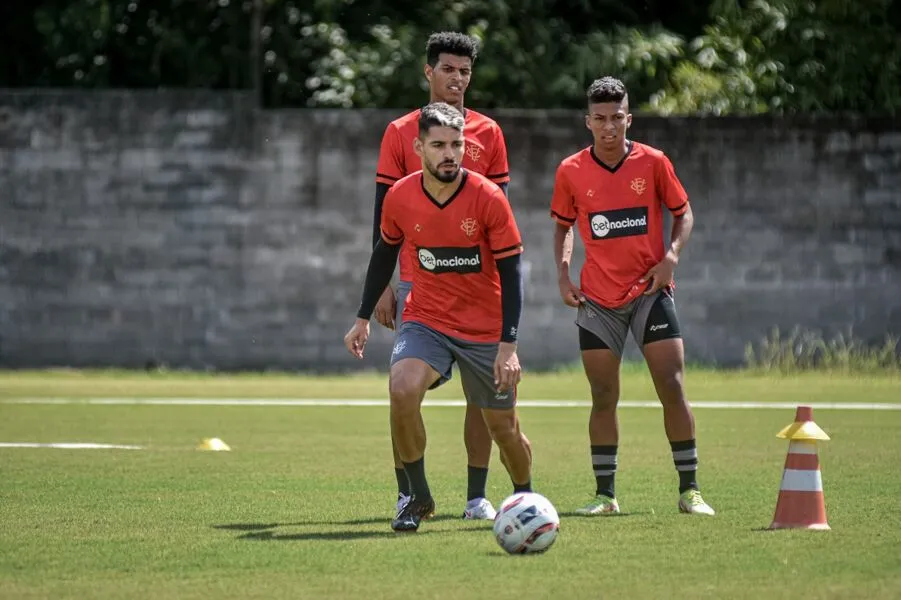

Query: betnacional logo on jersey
[630,177,647,196]
[460,217,479,238]
[465,144,482,163]
[589,207,649,240]
[417,246,482,274]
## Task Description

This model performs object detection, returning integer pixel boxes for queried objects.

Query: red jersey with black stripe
[550,141,690,308]
[376,108,510,282]
[380,169,522,343]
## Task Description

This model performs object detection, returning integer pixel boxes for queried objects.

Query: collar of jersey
[420,169,469,210]
[590,140,634,173]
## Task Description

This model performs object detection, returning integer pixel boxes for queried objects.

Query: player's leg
[388,320,454,531]
[389,280,413,510]
[573,300,630,515]
[451,340,532,500]
[634,290,715,516]
[462,397,494,518]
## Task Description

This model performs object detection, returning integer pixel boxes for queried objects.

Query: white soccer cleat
[679,489,716,516]
[462,497,497,520]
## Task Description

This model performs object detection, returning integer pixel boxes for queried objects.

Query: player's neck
[422,172,464,204]
[430,93,464,114]
[593,139,631,168]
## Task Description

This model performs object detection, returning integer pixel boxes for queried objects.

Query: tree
[647,0,901,115]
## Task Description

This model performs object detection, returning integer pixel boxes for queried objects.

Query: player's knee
[588,379,618,411]
[388,370,423,414]
[655,370,685,402]
[485,418,518,447]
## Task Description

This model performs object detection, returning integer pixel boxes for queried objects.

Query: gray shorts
[390,320,515,410]
[395,279,413,327]
[575,289,682,358]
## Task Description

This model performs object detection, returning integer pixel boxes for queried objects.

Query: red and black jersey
[551,142,690,308]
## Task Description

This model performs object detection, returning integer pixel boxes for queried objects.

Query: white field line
[1,398,900,410]
[0,442,143,450]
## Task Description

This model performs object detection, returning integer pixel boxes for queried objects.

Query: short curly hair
[587,77,628,105]
[426,32,479,67]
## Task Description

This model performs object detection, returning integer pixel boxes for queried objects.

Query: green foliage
[648,0,901,115]
[28,0,252,88]
[3,0,900,113]
[744,327,901,373]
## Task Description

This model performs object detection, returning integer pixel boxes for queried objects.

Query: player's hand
[641,251,678,295]
[373,286,396,330]
[493,342,522,392]
[343,318,371,359]
[558,275,586,307]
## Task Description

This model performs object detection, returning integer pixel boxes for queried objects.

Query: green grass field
[1,369,900,599]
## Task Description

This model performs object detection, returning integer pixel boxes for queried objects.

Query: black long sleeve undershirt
[496,253,523,343]
[356,239,401,320]
[371,182,392,249]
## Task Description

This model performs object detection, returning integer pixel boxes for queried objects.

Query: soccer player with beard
[550,77,715,517]
[370,32,511,520]
[345,102,532,532]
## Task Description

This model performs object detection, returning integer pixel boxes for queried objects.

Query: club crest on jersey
[630,177,647,196]
[417,246,482,274]
[460,217,479,238]
[589,207,648,240]
[465,145,482,162]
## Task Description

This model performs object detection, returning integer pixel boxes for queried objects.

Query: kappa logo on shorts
[417,246,482,274]
[391,340,407,356]
[589,207,648,240]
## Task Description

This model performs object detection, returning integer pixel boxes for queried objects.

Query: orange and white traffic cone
[769,405,830,530]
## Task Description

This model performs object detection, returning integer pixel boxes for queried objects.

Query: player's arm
[496,254,523,344]
[641,155,694,295]
[658,153,693,261]
[484,189,525,390]
[370,123,407,327]
[668,203,694,262]
[549,165,584,306]
[371,183,392,249]
[356,237,403,321]
[344,236,402,359]
[487,122,511,193]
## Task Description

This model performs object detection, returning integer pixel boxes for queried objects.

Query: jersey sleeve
[656,154,689,217]
[484,188,523,260]
[375,123,406,187]
[379,187,404,245]
[485,124,511,185]
[549,163,577,226]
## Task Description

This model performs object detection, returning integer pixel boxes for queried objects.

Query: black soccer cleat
[391,495,436,532]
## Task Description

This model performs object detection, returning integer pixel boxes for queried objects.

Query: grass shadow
[213,514,465,531]
[237,529,472,541]
[557,510,643,519]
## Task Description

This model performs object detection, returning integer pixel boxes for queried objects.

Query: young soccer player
[550,76,715,516]
[371,32,511,520]
[346,102,532,531]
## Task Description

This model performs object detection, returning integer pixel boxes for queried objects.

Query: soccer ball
[493,492,560,554]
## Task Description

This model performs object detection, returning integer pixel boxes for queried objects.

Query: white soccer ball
[493,492,560,554]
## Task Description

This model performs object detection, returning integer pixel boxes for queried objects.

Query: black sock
[402,457,431,500]
[467,466,489,501]
[591,445,618,498]
[670,439,699,494]
[513,480,532,494]
[395,468,411,496]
